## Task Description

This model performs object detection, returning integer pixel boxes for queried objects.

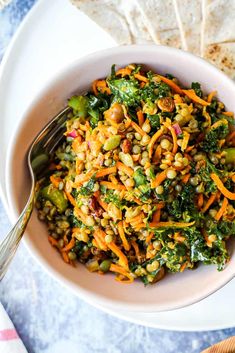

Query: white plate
[1,0,235,331]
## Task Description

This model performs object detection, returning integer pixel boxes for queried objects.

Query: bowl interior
[6,45,235,312]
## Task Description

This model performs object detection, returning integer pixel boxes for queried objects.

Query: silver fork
[0,106,71,280]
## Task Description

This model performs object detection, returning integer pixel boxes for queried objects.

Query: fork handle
[0,192,35,280]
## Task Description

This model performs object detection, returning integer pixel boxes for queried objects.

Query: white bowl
[6,45,235,312]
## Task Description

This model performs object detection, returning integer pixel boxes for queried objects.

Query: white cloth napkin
[0,303,28,353]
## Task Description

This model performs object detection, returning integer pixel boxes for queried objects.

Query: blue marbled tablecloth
[0,1,235,352]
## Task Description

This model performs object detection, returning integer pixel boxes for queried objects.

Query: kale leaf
[87,93,110,129]
[107,78,140,107]
[147,114,161,131]
[191,82,203,98]
[104,189,126,208]
[79,178,96,196]
[133,168,147,186]
[201,123,229,152]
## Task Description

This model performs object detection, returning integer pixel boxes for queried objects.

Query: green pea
[224,148,235,164]
[99,259,112,272]
[68,251,77,261]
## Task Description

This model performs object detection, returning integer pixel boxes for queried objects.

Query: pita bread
[203,0,235,47]
[71,0,153,45]
[134,0,182,48]
[204,43,235,79]
[173,0,202,55]
[119,0,153,44]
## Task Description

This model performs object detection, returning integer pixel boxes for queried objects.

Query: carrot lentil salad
[36,64,235,285]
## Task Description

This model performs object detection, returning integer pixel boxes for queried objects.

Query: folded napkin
[0,303,28,353]
[201,336,235,353]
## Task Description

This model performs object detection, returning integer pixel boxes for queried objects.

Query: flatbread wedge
[173,0,202,55]
[204,43,235,79]
[135,0,182,48]
[71,0,154,45]
[202,0,235,48]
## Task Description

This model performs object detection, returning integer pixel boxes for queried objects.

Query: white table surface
[0,1,235,352]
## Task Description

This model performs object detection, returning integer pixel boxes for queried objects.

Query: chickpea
[157,97,175,112]
[104,102,124,123]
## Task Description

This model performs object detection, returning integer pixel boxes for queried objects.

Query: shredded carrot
[100,181,126,191]
[174,232,185,243]
[93,230,108,251]
[146,243,154,259]
[185,145,195,152]
[207,90,217,103]
[182,173,190,184]
[198,193,204,208]
[226,131,235,143]
[74,207,87,223]
[125,118,132,129]
[211,173,235,200]
[48,235,58,247]
[116,161,134,177]
[62,238,75,252]
[151,170,167,188]
[95,80,111,95]
[76,171,94,184]
[72,136,83,153]
[170,128,178,154]
[96,195,108,211]
[131,240,140,261]
[153,145,162,163]
[108,242,129,270]
[65,191,76,207]
[116,68,132,76]
[149,221,195,228]
[109,175,118,185]
[157,75,183,94]
[126,212,144,224]
[182,89,210,106]
[76,166,117,185]
[131,120,146,137]
[110,264,133,283]
[96,166,117,178]
[202,193,217,213]
[181,131,190,152]
[163,122,178,154]
[50,175,62,188]
[215,197,228,221]
[148,127,164,158]
[152,209,161,222]
[146,232,154,244]
[134,73,148,83]
[132,197,142,205]
[180,262,187,272]
[61,251,69,263]
[117,221,130,251]
[137,110,144,126]
[223,111,234,117]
